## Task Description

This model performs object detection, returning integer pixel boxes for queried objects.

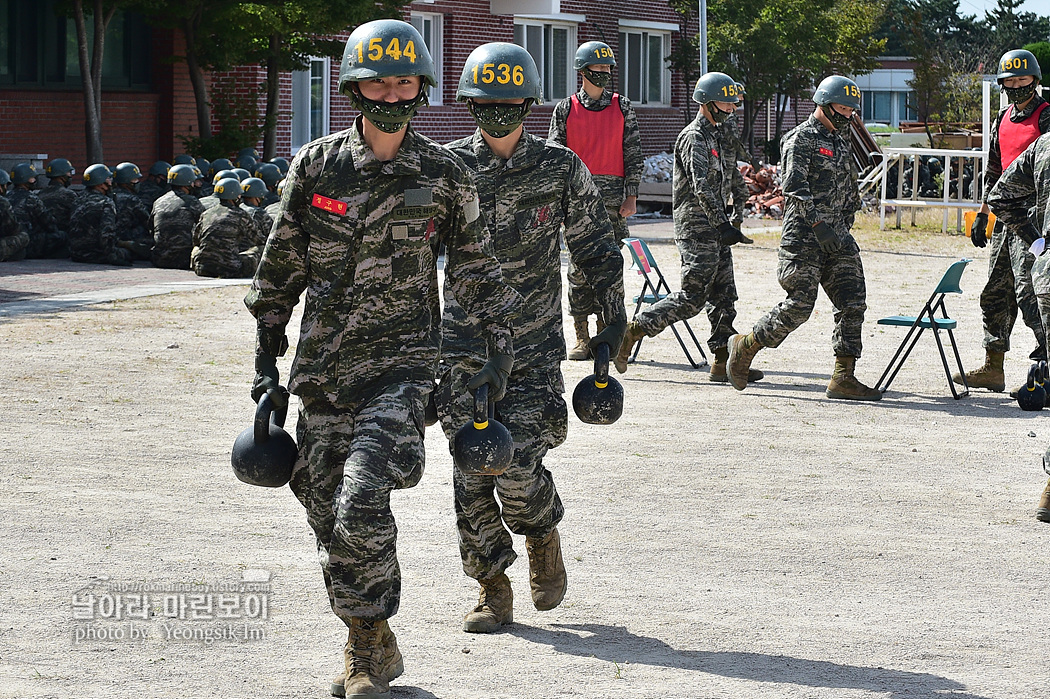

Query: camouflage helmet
[693,72,741,105]
[0,169,9,187]
[338,19,437,97]
[574,41,616,70]
[269,157,290,175]
[254,163,282,188]
[214,177,244,200]
[113,162,143,184]
[241,177,268,199]
[231,168,251,182]
[457,43,543,104]
[148,161,171,177]
[11,163,37,185]
[812,75,861,110]
[238,147,260,161]
[997,49,1042,83]
[172,154,195,166]
[211,158,233,175]
[46,158,76,178]
[83,163,114,187]
[213,169,239,184]
[168,163,201,187]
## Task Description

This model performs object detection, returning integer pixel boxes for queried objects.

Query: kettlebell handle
[1028,364,1041,391]
[472,383,493,428]
[592,343,611,387]
[255,392,288,444]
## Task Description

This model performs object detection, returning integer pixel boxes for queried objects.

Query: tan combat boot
[726,333,763,391]
[333,618,404,699]
[953,350,1006,392]
[1037,479,1050,523]
[826,356,882,401]
[463,572,514,633]
[568,316,591,361]
[613,321,645,374]
[710,346,765,384]
[525,528,567,611]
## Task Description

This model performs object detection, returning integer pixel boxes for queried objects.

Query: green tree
[1024,41,1050,78]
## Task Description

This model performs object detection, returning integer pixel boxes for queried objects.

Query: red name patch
[819,147,834,157]
[711,148,720,157]
[311,193,348,215]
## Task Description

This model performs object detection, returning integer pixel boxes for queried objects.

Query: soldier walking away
[151,164,205,269]
[0,170,29,262]
[38,158,80,233]
[438,42,627,636]
[725,75,879,400]
[613,72,758,383]
[956,49,1050,394]
[190,177,260,278]
[138,162,171,208]
[987,131,1050,521]
[243,21,520,699]
[67,164,132,266]
[112,162,153,260]
[548,41,642,360]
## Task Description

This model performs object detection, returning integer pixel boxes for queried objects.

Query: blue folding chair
[875,258,972,399]
[621,237,707,369]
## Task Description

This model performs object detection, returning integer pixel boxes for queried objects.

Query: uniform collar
[349,116,423,175]
[1010,94,1047,122]
[808,114,838,138]
[469,129,546,171]
[576,85,612,110]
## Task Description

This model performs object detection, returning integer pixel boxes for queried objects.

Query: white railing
[878,147,986,233]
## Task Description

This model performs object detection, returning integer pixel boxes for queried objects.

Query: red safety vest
[565,94,625,177]
[999,101,1049,169]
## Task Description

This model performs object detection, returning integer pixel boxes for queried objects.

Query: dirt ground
[1,213,1047,699]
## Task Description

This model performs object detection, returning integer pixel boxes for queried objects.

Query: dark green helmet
[270,157,290,175]
[255,163,282,188]
[148,161,171,177]
[211,158,233,175]
[574,41,616,70]
[339,19,437,96]
[812,75,861,110]
[236,155,257,172]
[213,169,238,185]
[693,72,741,105]
[241,177,268,199]
[172,154,195,166]
[997,49,1041,83]
[238,147,260,161]
[195,157,211,176]
[214,177,243,201]
[231,168,251,182]
[0,169,9,187]
[83,163,114,187]
[113,162,143,184]
[11,163,37,185]
[457,42,543,104]
[46,158,75,178]
[168,164,201,187]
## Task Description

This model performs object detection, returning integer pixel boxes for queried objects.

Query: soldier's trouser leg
[567,208,627,319]
[1007,232,1046,361]
[437,365,566,581]
[292,383,428,623]
[980,223,1018,354]
[753,245,823,349]
[703,244,740,354]
[820,241,867,358]
[635,232,720,336]
[0,231,29,261]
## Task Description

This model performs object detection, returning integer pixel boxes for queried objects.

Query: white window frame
[617,21,673,107]
[513,18,578,102]
[410,12,443,106]
[290,56,330,153]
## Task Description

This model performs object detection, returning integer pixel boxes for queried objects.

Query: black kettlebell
[231,392,297,487]
[452,384,514,476]
[1017,363,1046,412]
[572,343,624,425]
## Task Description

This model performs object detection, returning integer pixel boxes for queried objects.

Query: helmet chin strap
[707,101,733,124]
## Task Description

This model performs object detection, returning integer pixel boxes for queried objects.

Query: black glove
[812,221,842,253]
[1017,221,1041,248]
[589,316,628,358]
[251,327,289,408]
[467,354,513,403]
[970,212,988,248]
[717,221,753,246]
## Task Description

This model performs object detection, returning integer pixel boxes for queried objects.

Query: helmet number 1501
[472,63,525,86]
[355,37,417,64]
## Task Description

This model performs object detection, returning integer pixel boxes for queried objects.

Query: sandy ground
[1,215,1047,699]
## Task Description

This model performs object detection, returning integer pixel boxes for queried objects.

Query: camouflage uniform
[437,129,626,580]
[113,187,153,259]
[151,190,204,269]
[67,190,132,266]
[137,178,169,209]
[632,112,742,354]
[38,180,79,232]
[265,200,282,223]
[240,202,274,247]
[549,86,642,317]
[198,194,220,210]
[0,196,29,262]
[244,120,519,623]
[751,115,865,356]
[190,200,261,278]
[9,188,67,258]
[977,96,1050,359]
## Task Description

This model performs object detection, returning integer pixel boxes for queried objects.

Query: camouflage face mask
[1004,82,1038,105]
[821,104,853,131]
[467,101,533,139]
[707,101,733,125]
[582,68,612,89]
[352,87,428,134]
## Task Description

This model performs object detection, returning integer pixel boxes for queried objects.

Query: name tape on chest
[819,147,834,157]
[311,193,347,215]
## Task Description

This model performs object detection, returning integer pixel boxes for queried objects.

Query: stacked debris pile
[642,152,673,182]
[740,163,784,219]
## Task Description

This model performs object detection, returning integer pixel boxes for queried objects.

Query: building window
[514,20,576,102]
[617,27,671,106]
[0,0,151,90]
[410,12,442,106]
[898,91,917,123]
[291,57,329,152]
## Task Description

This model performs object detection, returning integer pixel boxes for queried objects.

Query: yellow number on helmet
[385,38,402,61]
[403,40,416,63]
[481,63,495,84]
[512,64,524,86]
[497,63,512,84]
[367,37,383,61]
